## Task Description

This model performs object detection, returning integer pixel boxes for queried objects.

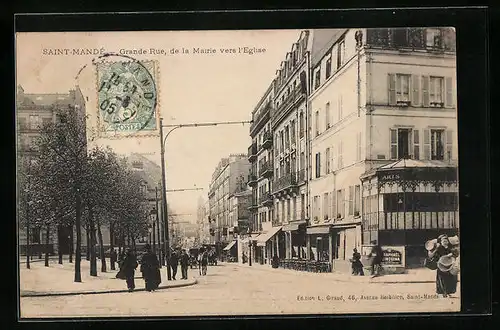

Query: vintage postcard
[16,28,460,318]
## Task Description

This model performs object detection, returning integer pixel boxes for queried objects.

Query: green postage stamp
[95,59,159,137]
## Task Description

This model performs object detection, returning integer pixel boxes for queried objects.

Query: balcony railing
[247,172,258,187]
[261,131,273,150]
[259,161,274,179]
[272,172,298,194]
[272,86,305,125]
[258,192,273,207]
[248,143,258,162]
[250,102,272,134]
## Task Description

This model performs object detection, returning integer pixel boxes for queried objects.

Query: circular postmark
[92,53,158,137]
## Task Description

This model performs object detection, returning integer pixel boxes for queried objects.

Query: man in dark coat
[120,248,138,292]
[110,249,118,270]
[351,248,364,275]
[140,244,161,292]
[169,250,179,280]
[368,240,383,277]
[180,249,189,280]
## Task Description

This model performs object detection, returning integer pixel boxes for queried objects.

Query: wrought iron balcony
[261,131,273,150]
[248,143,258,162]
[272,172,298,195]
[247,172,258,187]
[259,161,274,179]
[250,102,272,135]
[258,192,274,207]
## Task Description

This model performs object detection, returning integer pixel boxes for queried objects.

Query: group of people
[116,244,161,292]
[349,240,383,277]
[168,249,190,280]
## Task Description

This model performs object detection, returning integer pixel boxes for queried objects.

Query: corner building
[308,27,458,273]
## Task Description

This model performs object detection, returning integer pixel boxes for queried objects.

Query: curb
[226,263,446,284]
[20,279,198,297]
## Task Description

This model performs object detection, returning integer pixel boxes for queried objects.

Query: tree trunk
[57,225,63,265]
[44,224,50,267]
[86,226,90,261]
[109,222,115,270]
[88,206,97,277]
[74,189,82,282]
[69,225,73,263]
[97,217,106,273]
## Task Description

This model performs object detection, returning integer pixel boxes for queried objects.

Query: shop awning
[306,225,331,235]
[223,240,237,251]
[256,226,282,247]
[282,221,306,232]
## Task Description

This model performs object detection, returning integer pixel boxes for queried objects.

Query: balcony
[272,86,305,127]
[272,172,298,196]
[248,143,258,163]
[247,173,258,187]
[258,192,274,207]
[248,198,259,211]
[259,161,274,179]
[261,131,273,150]
[250,102,272,135]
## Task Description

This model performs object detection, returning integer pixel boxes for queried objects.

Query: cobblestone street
[20,263,460,318]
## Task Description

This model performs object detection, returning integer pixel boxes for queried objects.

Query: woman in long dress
[140,244,161,292]
[427,234,459,297]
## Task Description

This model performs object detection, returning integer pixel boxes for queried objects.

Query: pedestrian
[180,249,189,279]
[110,248,118,270]
[426,234,459,298]
[368,240,383,277]
[200,249,208,276]
[120,248,138,292]
[271,254,279,268]
[140,244,161,292]
[169,250,179,280]
[350,248,364,276]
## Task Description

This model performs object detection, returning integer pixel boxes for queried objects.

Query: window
[446,130,453,160]
[337,39,346,68]
[356,132,361,161]
[299,112,304,138]
[285,126,290,149]
[338,141,343,169]
[313,196,320,221]
[293,197,297,221]
[280,131,284,152]
[323,193,329,220]
[300,152,305,170]
[426,28,442,48]
[348,186,354,215]
[315,152,321,178]
[29,115,41,129]
[392,28,409,48]
[325,102,331,129]
[354,185,361,216]
[336,189,345,218]
[430,129,445,160]
[290,120,296,144]
[287,199,291,221]
[413,130,420,160]
[314,69,321,90]
[330,191,336,221]
[326,56,332,79]
[315,110,320,136]
[396,74,410,103]
[429,76,444,106]
[390,128,411,160]
[325,147,331,173]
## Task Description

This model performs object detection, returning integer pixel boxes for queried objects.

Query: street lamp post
[155,186,162,266]
[158,117,252,280]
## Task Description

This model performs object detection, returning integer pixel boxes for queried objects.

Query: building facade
[208,154,251,250]
[308,27,457,272]
[227,188,251,262]
[17,85,86,256]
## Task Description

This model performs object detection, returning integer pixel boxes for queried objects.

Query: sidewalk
[224,262,459,284]
[20,258,197,297]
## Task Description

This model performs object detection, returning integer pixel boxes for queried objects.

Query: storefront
[360,159,459,269]
[223,240,238,262]
[256,226,282,264]
[282,221,307,259]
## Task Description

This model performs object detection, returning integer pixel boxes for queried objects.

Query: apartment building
[308,27,457,273]
[208,154,251,248]
[17,85,86,256]
[227,188,251,262]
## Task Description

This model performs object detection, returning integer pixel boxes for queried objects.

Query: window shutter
[445,130,453,160]
[412,74,420,106]
[390,129,398,160]
[331,145,336,171]
[315,153,320,178]
[388,74,396,105]
[445,77,453,107]
[423,129,431,160]
[422,76,430,107]
[413,129,420,160]
[331,190,337,220]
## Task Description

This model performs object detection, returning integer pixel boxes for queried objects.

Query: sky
[16,30,301,219]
